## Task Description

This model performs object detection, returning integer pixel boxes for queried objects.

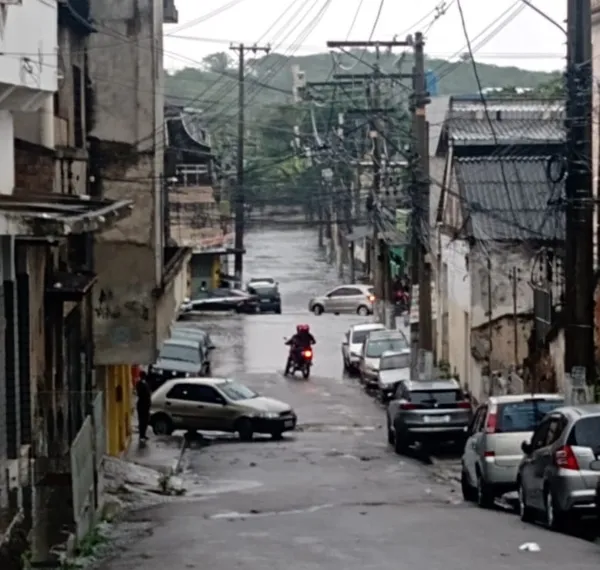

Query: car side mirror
[521,440,532,455]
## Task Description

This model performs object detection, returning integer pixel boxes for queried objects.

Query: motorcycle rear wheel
[302,365,310,379]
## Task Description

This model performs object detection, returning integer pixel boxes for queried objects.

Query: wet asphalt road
[104,228,600,569]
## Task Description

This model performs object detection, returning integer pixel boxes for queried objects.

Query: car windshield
[159,344,200,363]
[250,285,277,295]
[568,416,600,448]
[411,389,461,405]
[366,337,408,357]
[496,399,564,433]
[352,329,380,344]
[380,353,411,370]
[219,381,258,401]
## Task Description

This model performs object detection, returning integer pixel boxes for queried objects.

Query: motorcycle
[283,342,313,379]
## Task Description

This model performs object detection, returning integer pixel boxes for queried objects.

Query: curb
[170,436,189,475]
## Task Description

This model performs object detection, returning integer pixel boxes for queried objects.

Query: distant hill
[165,49,561,116]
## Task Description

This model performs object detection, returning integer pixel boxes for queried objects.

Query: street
[102,227,600,570]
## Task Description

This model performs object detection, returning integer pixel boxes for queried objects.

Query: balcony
[0,0,57,110]
[164,0,178,23]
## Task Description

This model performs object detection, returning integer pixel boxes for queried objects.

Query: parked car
[308,284,375,316]
[359,329,409,387]
[376,349,411,402]
[248,277,276,284]
[146,338,210,391]
[149,377,297,441]
[461,394,564,508]
[517,404,600,529]
[341,323,386,373]
[247,280,282,313]
[179,288,260,317]
[170,326,215,371]
[386,378,471,454]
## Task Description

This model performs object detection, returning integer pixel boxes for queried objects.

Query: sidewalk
[124,432,188,475]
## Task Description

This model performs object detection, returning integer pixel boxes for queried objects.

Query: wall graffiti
[94,288,150,321]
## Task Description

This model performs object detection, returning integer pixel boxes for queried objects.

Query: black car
[170,326,215,372]
[178,289,260,318]
[247,280,282,313]
[146,338,209,391]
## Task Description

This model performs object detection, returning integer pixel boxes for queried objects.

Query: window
[351,329,381,344]
[567,416,600,448]
[159,343,200,363]
[496,399,564,433]
[380,353,411,370]
[544,417,565,446]
[166,383,223,403]
[365,337,408,357]
[219,381,257,401]
[328,287,348,297]
[410,389,461,405]
[72,64,83,148]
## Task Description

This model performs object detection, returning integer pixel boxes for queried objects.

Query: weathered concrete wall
[93,242,156,365]
[156,258,190,349]
[592,9,600,266]
[13,139,55,194]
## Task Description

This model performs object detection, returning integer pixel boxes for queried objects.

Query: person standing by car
[136,376,152,442]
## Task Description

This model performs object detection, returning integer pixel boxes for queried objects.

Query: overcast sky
[163,0,566,73]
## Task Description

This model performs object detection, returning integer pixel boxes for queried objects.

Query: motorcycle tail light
[303,350,312,358]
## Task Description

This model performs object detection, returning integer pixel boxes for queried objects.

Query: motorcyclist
[285,324,316,366]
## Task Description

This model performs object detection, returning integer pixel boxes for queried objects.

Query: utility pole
[328,38,409,325]
[564,0,595,396]
[411,32,433,352]
[230,43,270,284]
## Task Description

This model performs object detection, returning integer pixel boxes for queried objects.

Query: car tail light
[485,410,497,434]
[484,451,495,458]
[368,295,375,302]
[457,401,471,409]
[555,445,579,470]
[303,350,312,358]
[400,403,416,410]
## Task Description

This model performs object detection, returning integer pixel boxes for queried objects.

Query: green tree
[201,52,232,74]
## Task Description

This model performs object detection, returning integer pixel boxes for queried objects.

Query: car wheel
[236,417,254,442]
[476,470,494,508]
[312,304,324,315]
[461,466,476,502]
[151,414,174,436]
[275,306,282,314]
[518,480,535,523]
[356,305,369,316]
[386,416,395,445]
[544,487,567,530]
[271,430,283,440]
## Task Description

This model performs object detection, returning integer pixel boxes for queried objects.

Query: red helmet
[297,324,309,332]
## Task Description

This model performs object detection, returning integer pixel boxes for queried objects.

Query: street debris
[519,542,541,552]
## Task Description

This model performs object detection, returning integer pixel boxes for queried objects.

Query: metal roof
[446,97,565,145]
[454,155,565,242]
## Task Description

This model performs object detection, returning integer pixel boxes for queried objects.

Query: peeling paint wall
[93,242,156,365]
[88,0,167,365]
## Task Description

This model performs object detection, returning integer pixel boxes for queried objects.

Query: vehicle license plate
[284,419,294,428]
[424,415,450,423]
[261,299,269,303]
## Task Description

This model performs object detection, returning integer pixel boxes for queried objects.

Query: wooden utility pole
[564,0,595,394]
[411,32,432,351]
[327,39,410,324]
[230,43,270,284]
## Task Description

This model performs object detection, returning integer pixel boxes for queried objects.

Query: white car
[359,329,409,387]
[342,323,386,373]
[376,349,411,402]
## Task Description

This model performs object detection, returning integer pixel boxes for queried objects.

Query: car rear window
[380,353,411,370]
[568,416,600,448]
[496,399,564,433]
[410,389,461,405]
[366,337,408,357]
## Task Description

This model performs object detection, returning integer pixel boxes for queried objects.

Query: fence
[70,391,104,543]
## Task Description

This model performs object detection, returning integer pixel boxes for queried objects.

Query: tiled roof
[454,155,565,242]
[447,98,565,144]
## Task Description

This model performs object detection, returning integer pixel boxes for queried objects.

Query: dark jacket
[136,379,152,409]
[286,331,316,349]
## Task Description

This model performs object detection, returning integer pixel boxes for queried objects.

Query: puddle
[183,478,264,496]
[210,503,334,520]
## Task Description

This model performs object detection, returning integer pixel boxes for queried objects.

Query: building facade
[434,98,565,402]
[86,0,188,398]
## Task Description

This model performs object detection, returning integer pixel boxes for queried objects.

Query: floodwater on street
[102,227,600,570]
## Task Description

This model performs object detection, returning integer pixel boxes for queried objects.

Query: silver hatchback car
[517,405,600,530]
[461,394,564,508]
[309,284,374,316]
